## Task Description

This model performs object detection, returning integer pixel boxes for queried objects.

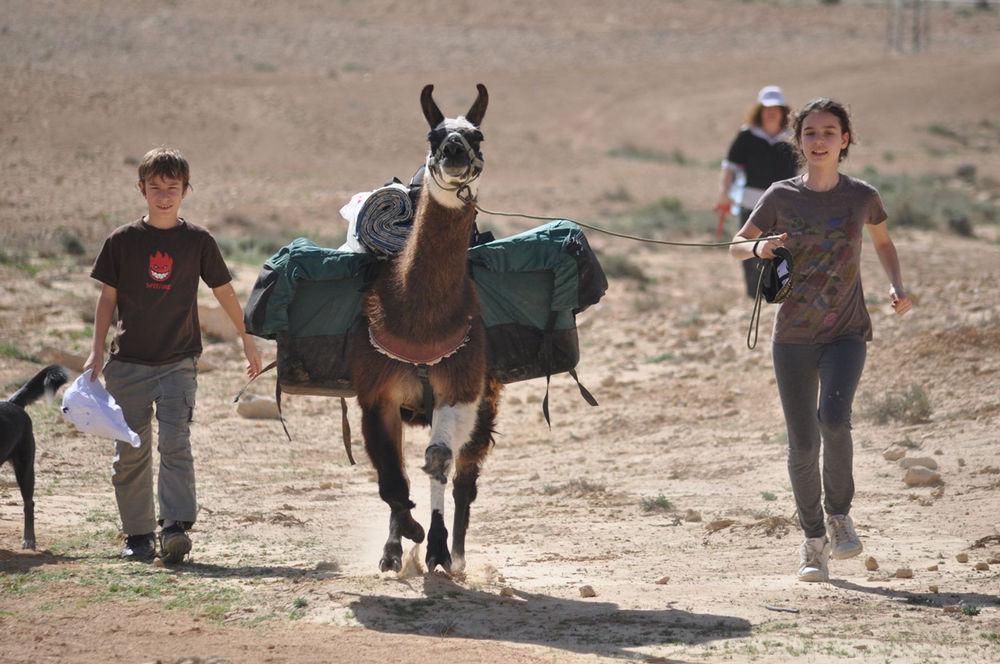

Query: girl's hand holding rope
[753,233,788,259]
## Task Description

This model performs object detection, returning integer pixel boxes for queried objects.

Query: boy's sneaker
[159,524,192,564]
[121,533,156,562]
[797,536,830,583]
[827,514,863,560]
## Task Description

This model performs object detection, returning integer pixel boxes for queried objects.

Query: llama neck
[379,186,476,336]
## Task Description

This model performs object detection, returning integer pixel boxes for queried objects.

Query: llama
[346,84,500,574]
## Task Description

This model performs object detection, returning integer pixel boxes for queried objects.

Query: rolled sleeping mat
[355,183,414,258]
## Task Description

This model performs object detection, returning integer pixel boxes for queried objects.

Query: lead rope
[747,264,767,350]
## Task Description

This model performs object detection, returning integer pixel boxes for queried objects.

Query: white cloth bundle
[61,370,141,447]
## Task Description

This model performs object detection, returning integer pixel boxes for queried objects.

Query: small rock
[931,486,945,498]
[40,347,87,372]
[152,558,165,568]
[883,446,907,461]
[989,556,1000,565]
[903,467,942,487]
[579,585,596,598]
[933,449,943,455]
[655,576,670,585]
[900,457,939,471]
[705,518,735,533]
[499,587,515,598]
[956,552,969,563]
[683,509,702,523]
[929,584,939,593]
[236,394,281,420]
[957,458,966,468]
[600,375,616,387]
[894,568,913,579]
[974,562,990,571]
[926,564,939,571]
[198,304,240,341]
[864,556,879,571]
[943,605,961,613]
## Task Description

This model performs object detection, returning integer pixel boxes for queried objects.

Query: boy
[84,147,262,563]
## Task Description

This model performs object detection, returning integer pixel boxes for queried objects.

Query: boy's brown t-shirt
[91,219,232,365]
[748,174,887,344]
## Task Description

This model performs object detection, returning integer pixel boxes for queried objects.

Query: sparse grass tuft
[0,343,40,363]
[863,385,933,425]
[641,494,674,513]
[761,491,777,502]
[962,604,981,616]
[598,252,651,283]
[293,597,308,609]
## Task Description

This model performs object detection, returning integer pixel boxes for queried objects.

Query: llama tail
[8,365,69,409]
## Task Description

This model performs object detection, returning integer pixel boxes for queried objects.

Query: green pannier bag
[244,220,607,414]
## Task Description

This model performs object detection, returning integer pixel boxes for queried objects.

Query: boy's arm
[211,283,263,377]
[84,284,118,381]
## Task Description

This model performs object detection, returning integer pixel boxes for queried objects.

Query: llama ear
[465,83,489,127]
[421,84,444,130]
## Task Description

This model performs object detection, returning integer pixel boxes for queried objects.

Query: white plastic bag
[61,370,141,447]
[338,191,371,253]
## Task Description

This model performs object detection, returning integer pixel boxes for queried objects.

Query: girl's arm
[211,282,263,377]
[83,284,117,381]
[867,221,912,315]
[729,219,788,262]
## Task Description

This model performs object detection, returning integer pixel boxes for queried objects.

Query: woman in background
[715,86,798,298]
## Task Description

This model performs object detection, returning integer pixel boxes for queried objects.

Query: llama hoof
[421,443,452,483]
[380,542,403,573]
[449,555,466,575]
[21,538,36,550]
[399,514,425,544]
[426,549,452,573]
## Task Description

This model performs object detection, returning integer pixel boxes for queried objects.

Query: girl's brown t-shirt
[91,219,232,365]
[748,174,887,344]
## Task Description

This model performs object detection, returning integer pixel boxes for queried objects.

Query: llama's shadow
[179,559,343,580]
[831,579,1000,608]
[348,573,751,658]
[0,547,78,573]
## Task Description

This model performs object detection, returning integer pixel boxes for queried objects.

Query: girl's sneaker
[797,536,830,582]
[827,514,863,560]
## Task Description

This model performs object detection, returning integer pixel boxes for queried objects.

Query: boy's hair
[745,103,790,131]
[138,147,191,191]
[792,98,854,163]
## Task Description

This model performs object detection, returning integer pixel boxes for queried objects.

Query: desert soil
[2,2,999,662]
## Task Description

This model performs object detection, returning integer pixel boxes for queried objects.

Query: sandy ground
[2,2,999,662]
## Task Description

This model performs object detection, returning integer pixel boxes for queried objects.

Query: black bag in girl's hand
[760,247,794,304]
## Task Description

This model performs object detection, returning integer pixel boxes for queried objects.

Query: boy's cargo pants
[103,356,198,535]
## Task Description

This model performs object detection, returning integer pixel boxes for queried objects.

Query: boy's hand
[242,334,262,378]
[889,285,912,316]
[756,232,788,260]
[83,347,104,381]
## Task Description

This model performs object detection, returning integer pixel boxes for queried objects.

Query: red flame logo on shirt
[149,251,173,282]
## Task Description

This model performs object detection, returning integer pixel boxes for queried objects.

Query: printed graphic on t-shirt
[147,251,174,290]
[786,209,860,331]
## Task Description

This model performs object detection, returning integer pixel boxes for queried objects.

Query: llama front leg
[422,401,478,572]
[361,404,424,572]
[452,383,500,573]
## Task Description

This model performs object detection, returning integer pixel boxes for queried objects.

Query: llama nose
[442,141,463,158]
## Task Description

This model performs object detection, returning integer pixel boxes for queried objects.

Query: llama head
[421,84,488,204]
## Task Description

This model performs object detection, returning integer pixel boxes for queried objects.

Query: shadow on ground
[348,573,751,659]
[832,579,1000,609]
[0,547,78,573]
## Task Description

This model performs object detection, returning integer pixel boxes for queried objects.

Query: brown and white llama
[346,84,500,573]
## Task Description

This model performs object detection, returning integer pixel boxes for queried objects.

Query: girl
[729,98,912,582]
[715,86,799,298]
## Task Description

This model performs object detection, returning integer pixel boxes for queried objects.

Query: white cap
[757,86,787,108]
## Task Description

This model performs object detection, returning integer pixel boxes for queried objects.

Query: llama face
[427,119,484,182]
[421,84,488,188]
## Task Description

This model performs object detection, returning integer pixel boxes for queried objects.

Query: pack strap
[417,364,435,424]
[233,360,277,403]
[340,397,355,465]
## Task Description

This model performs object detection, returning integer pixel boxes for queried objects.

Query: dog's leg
[422,400,478,572]
[12,429,37,550]
[362,403,423,573]
[451,378,501,573]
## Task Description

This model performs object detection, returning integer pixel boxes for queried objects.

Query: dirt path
[2,2,1000,662]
